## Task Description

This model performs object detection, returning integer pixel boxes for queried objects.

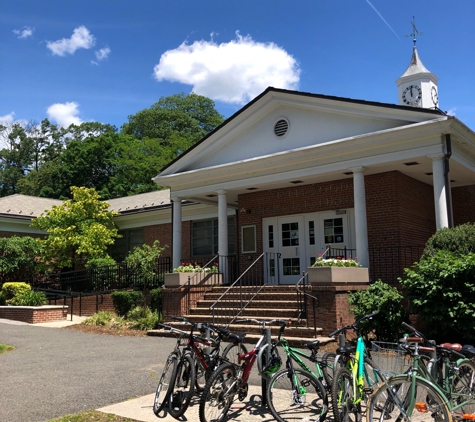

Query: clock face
[402,85,422,105]
[431,86,439,106]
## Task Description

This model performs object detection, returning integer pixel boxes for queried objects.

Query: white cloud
[13,26,34,39]
[153,32,300,104]
[0,112,16,126]
[47,26,96,56]
[47,102,83,127]
[95,46,111,61]
[446,108,456,116]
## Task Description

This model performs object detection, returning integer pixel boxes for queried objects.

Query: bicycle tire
[267,367,328,422]
[362,356,384,400]
[168,353,196,418]
[321,351,336,390]
[332,367,361,422]
[366,375,451,422]
[199,362,238,422]
[153,352,178,416]
[451,359,475,414]
[222,342,248,366]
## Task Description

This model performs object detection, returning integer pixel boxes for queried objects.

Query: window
[109,228,144,261]
[192,217,235,256]
[268,225,274,248]
[323,218,344,243]
[283,258,300,275]
[242,225,256,253]
[282,222,299,247]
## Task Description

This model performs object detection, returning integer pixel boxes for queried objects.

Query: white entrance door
[263,216,306,284]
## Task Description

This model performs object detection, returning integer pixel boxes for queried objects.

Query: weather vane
[406,16,423,46]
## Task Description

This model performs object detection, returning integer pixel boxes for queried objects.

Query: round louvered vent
[274,118,289,137]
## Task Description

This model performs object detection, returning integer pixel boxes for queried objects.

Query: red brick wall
[452,185,475,226]
[0,306,68,323]
[237,171,435,276]
[49,294,115,316]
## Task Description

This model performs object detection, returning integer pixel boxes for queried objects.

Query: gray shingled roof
[400,46,432,78]
[0,189,172,218]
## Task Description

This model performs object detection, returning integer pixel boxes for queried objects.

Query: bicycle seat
[440,342,462,351]
[228,332,246,343]
[336,345,355,354]
[304,339,321,350]
[461,344,475,358]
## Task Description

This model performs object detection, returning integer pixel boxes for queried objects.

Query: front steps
[148,285,334,347]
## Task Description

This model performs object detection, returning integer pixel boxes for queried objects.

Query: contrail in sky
[365,0,401,40]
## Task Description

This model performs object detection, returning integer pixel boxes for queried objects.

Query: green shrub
[126,306,159,330]
[401,251,475,343]
[9,290,47,306]
[83,311,126,328]
[150,288,163,315]
[348,280,409,342]
[0,292,5,306]
[422,223,475,259]
[111,290,144,316]
[2,282,31,304]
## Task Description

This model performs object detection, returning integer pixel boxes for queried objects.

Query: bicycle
[366,334,453,422]
[330,312,384,422]
[153,317,246,418]
[367,322,475,422]
[266,320,330,422]
[198,318,287,422]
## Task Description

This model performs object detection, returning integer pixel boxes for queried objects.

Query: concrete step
[203,292,299,301]
[189,307,299,319]
[147,323,331,347]
[196,299,299,309]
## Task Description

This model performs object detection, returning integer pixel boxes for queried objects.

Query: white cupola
[396,18,439,109]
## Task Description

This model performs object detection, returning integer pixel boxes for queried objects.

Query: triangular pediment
[159,88,445,177]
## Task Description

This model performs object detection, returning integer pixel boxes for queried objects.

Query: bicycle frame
[278,338,326,381]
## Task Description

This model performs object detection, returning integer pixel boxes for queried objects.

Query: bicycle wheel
[267,367,328,422]
[332,367,361,422]
[199,362,237,422]
[362,357,384,400]
[366,375,451,422]
[321,351,336,390]
[451,359,475,414]
[222,342,248,366]
[153,352,178,416]
[168,353,196,418]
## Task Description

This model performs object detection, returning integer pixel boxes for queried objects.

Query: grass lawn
[49,410,142,421]
[0,343,15,354]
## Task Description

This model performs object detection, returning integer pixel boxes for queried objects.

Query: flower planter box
[0,305,68,324]
[164,272,223,287]
[307,267,369,286]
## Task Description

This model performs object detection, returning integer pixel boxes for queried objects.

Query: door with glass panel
[263,216,306,284]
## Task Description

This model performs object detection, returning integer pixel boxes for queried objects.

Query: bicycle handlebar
[235,318,288,328]
[328,311,380,338]
[170,316,230,337]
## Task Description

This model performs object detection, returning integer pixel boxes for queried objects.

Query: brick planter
[164,272,223,287]
[0,305,68,324]
[307,267,369,285]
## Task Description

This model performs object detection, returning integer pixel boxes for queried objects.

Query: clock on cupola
[396,17,439,109]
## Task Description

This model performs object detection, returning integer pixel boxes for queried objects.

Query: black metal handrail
[210,252,279,327]
[295,272,319,335]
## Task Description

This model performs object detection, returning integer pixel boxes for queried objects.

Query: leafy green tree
[124,240,167,289]
[401,251,475,343]
[121,92,224,151]
[348,280,409,342]
[30,186,121,269]
[422,223,475,259]
[0,236,40,283]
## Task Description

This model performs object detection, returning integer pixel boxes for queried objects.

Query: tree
[30,186,121,269]
[0,236,40,283]
[121,92,224,152]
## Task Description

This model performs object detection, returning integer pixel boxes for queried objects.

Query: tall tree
[30,186,120,269]
[121,92,224,152]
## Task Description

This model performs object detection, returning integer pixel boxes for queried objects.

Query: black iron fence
[28,257,172,292]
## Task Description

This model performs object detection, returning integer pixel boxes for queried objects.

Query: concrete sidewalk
[97,385,275,422]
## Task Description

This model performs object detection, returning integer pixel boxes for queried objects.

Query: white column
[171,197,182,270]
[351,167,369,268]
[217,190,228,283]
[430,153,449,229]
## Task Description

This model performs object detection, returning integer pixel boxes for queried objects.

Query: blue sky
[1,0,474,133]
